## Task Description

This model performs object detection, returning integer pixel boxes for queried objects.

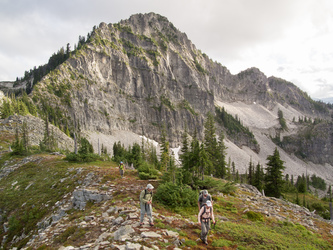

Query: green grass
[212,220,331,249]
[0,155,87,246]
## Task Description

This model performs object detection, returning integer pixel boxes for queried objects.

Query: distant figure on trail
[119,161,125,178]
[198,190,212,210]
[139,183,154,226]
[198,200,215,245]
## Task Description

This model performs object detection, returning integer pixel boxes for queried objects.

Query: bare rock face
[0,115,73,151]
[29,12,332,162]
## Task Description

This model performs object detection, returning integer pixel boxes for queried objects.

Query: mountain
[1,12,333,184]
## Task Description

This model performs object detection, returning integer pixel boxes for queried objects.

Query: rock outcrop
[30,13,331,151]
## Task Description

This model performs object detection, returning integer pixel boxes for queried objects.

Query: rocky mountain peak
[1,13,333,184]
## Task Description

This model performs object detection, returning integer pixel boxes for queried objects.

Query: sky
[1,0,333,100]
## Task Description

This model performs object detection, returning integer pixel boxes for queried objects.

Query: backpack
[200,206,212,220]
[198,191,211,208]
[140,189,153,201]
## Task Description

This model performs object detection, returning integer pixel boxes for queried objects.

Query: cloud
[1,0,333,100]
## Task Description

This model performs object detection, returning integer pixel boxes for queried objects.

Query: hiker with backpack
[119,161,125,178]
[139,183,154,226]
[198,190,212,210]
[198,200,215,245]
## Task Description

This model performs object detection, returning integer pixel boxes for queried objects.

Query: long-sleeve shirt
[198,205,215,223]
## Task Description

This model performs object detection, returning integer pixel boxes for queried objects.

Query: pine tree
[204,112,218,176]
[1,97,13,118]
[265,148,286,198]
[296,174,306,193]
[231,161,236,180]
[180,126,192,185]
[253,162,264,192]
[248,159,254,185]
[278,109,288,131]
[189,128,200,183]
[21,120,29,153]
[159,124,170,172]
[215,130,227,178]
[198,143,211,181]
[235,170,239,182]
[11,125,24,155]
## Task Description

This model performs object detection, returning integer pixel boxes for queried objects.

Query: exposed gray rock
[125,242,142,250]
[72,188,112,210]
[140,231,162,238]
[113,225,135,241]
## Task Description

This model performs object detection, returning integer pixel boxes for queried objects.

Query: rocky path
[22,166,216,250]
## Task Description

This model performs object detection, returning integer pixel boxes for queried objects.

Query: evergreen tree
[180,126,192,185]
[203,112,218,176]
[0,97,14,118]
[253,162,264,192]
[235,170,239,182]
[78,137,94,155]
[248,159,254,185]
[198,143,211,181]
[296,174,306,193]
[264,148,286,198]
[215,130,227,178]
[128,143,142,168]
[189,128,200,183]
[278,109,288,131]
[21,120,29,153]
[11,125,24,155]
[159,124,170,172]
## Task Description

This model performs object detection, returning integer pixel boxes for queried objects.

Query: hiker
[139,183,154,226]
[198,190,212,210]
[198,200,215,245]
[119,161,125,178]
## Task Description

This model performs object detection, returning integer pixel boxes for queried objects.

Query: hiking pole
[212,220,216,229]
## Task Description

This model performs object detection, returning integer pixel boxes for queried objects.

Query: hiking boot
[204,241,208,245]
[150,223,154,227]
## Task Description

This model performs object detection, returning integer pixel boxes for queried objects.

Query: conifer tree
[159,124,170,172]
[11,125,24,155]
[21,120,29,153]
[215,130,227,178]
[204,112,218,176]
[296,174,307,193]
[235,170,239,182]
[180,126,192,185]
[278,109,288,131]
[265,148,286,198]
[232,161,236,181]
[253,162,264,192]
[1,97,11,118]
[198,143,211,181]
[189,128,200,183]
[248,159,254,185]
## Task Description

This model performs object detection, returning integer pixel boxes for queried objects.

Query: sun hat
[206,200,212,207]
[146,184,154,189]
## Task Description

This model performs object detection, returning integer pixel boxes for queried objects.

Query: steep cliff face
[30,12,332,164]
[33,13,223,145]
[281,121,333,165]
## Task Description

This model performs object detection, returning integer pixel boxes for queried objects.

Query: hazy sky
[1,0,333,100]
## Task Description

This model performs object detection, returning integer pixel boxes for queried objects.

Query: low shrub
[154,182,197,208]
[212,238,233,247]
[137,162,159,180]
[245,211,264,222]
[65,152,101,162]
